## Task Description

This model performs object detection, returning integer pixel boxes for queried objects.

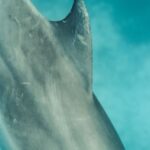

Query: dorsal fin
[51,0,92,92]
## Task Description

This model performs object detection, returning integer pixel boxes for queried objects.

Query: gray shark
[0,0,125,149]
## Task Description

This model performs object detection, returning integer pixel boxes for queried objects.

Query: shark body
[0,0,125,149]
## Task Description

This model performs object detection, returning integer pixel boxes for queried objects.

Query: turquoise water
[1,0,150,149]
[0,131,10,150]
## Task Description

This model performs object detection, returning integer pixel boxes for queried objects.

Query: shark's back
[0,0,124,149]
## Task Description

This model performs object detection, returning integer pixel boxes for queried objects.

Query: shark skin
[0,0,125,149]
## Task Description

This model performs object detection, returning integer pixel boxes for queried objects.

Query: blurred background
[32,0,150,149]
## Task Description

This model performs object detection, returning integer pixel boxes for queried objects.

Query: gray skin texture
[0,0,125,149]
